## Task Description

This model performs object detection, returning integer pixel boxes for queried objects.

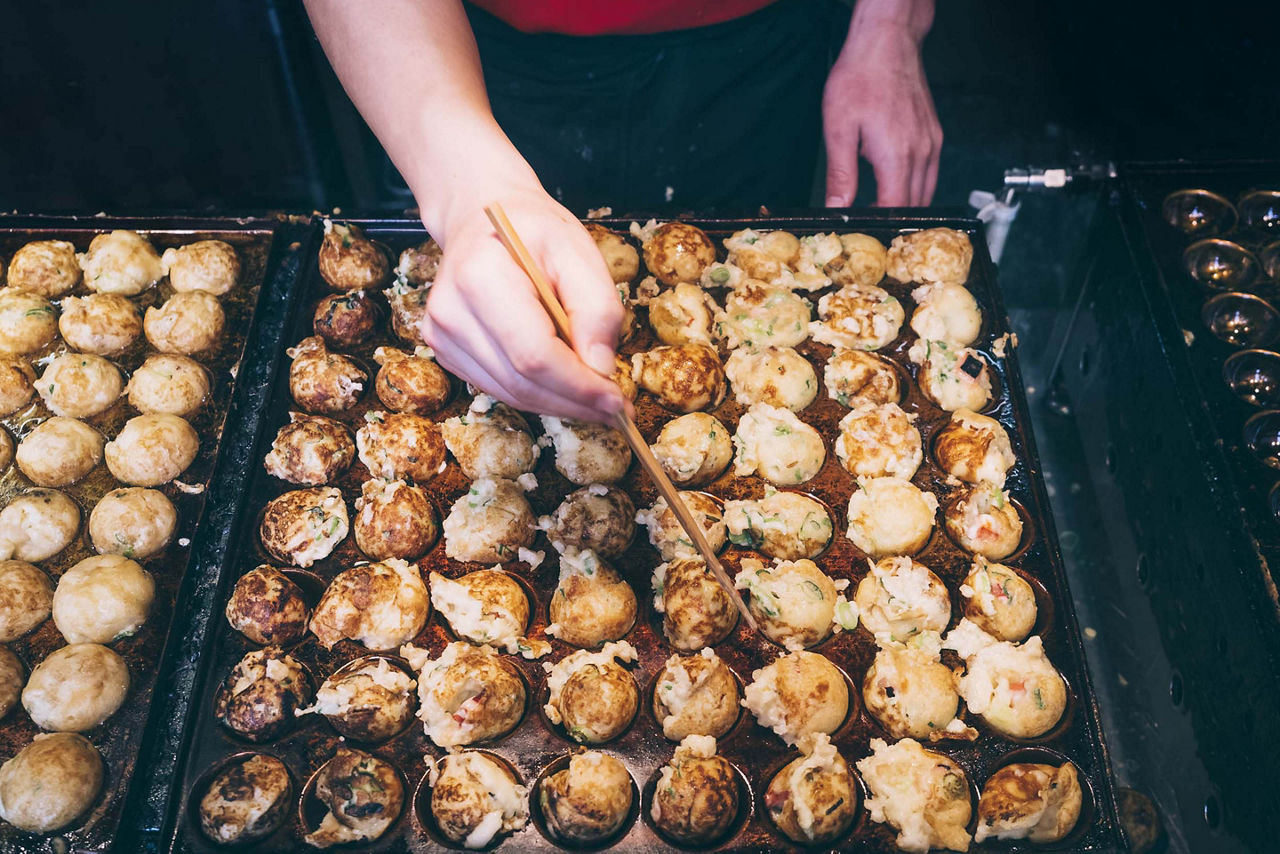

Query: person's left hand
[822,20,941,207]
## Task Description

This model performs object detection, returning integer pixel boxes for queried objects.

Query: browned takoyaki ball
[0,289,57,355]
[650,736,740,845]
[198,754,292,845]
[632,344,727,413]
[318,221,390,291]
[312,290,380,348]
[396,239,442,286]
[144,291,225,355]
[585,223,640,284]
[353,478,439,561]
[356,411,447,482]
[79,230,163,295]
[225,566,311,646]
[287,336,368,414]
[373,346,450,414]
[642,222,717,286]
[104,414,199,487]
[304,747,403,847]
[543,485,636,558]
[388,283,429,347]
[258,486,348,568]
[7,240,80,297]
[214,647,311,742]
[655,559,738,651]
[15,417,104,487]
[0,357,35,418]
[126,354,210,417]
[58,294,142,356]
[539,751,633,844]
[263,412,356,486]
[304,657,417,742]
[548,553,637,648]
[161,239,240,295]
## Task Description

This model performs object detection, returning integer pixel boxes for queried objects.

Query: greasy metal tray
[0,215,289,852]
[167,213,1120,852]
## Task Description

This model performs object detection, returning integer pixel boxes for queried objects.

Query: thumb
[543,237,623,377]
[825,123,860,207]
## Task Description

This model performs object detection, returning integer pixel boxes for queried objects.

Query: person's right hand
[420,183,627,423]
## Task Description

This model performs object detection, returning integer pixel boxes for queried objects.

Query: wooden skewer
[484,203,757,633]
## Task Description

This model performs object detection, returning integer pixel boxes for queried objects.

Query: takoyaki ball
[304,748,403,847]
[961,558,1037,642]
[430,569,530,652]
[198,754,292,845]
[259,487,349,568]
[0,358,35,417]
[631,344,726,413]
[731,403,825,486]
[0,289,57,355]
[430,751,529,847]
[288,336,367,414]
[834,401,923,479]
[886,227,973,287]
[301,657,416,742]
[724,346,817,411]
[845,477,938,558]
[765,734,858,845]
[373,346,450,414]
[16,417,105,487]
[442,395,538,480]
[0,428,10,471]
[653,558,737,651]
[857,737,973,853]
[742,651,849,745]
[540,751,633,844]
[58,293,142,355]
[356,411,446,482]
[944,619,1067,739]
[406,641,526,747]
[225,566,310,646]
[544,641,639,743]
[263,412,355,486]
[650,412,731,487]
[214,647,311,742]
[53,554,154,644]
[585,223,640,284]
[0,733,103,833]
[318,221,390,291]
[0,647,23,718]
[975,762,1083,844]
[354,478,438,560]
[653,649,739,741]
[22,642,129,732]
[310,559,430,650]
[650,735,740,845]
[713,281,811,351]
[548,549,637,647]
[544,485,635,557]
[723,490,833,561]
[312,290,379,348]
[540,415,631,485]
[6,240,80,297]
[0,489,79,563]
[946,482,1023,560]
[825,349,901,407]
[0,561,53,642]
[89,487,176,560]
[126,354,210,417]
[636,492,727,561]
[35,353,123,418]
[724,228,801,282]
[910,338,993,412]
[641,221,716,286]
[442,478,536,563]
[809,283,904,351]
[856,556,951,645]
[825,232,888,288]
[395,238,442,286]
[648,282,718,346]
[735,558,846,651]
[611,352,638,400]
[79,230,163,295]
[161,239,239,295]
[935,408,1016,487]
[911,282,981,347]
[863,646,968,741]
[388,282,429,347]
[105,413,199,486]
[144,291,224,355]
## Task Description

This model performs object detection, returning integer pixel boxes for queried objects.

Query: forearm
[845,0,934,47]
[303,0,537,242]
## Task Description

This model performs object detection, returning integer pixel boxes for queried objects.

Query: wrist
[847,0,933,47]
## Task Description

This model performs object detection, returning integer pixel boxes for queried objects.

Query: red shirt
[468,0,779,35]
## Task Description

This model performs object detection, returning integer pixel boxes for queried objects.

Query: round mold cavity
[538,655,641,746]
[1223,349,1280,407]
[820,349,910,407]
[1260,241,1280,282]
[1162,188,1237,235]
[956,561,1055,644]
[987,665,1077,746]
[975,745,1097,850]
[640,756,753,850]
[645,653,745,744]
[529,752,641,850]
[1238,190,1280,233]
[297,750,408,847]
[186,751,293,847]
[941,488,1034,563]
[1183,238,1259,290]
[1244,410,1280,469]
[412,751,526,851]
[1201,291,1280,348]
[280,568,327,610]
[308,653,418,745]
[757,745,862,848]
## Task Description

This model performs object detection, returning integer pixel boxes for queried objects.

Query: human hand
[420,183,626,422]
[822,18,941,207]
